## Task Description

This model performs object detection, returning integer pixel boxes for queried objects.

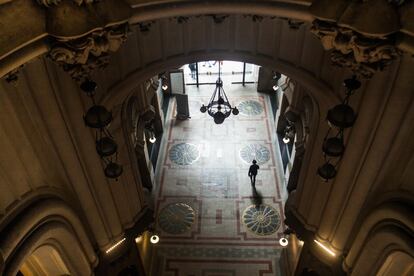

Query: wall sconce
[144,120,157,144]
[81,79,123,180]
[149,133,156,144]
[282,124,295,144]
[272,71,282,91]
[161,75,168,91]
[279,228,294,247]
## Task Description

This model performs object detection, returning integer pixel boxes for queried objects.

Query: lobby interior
[0,1,413,275]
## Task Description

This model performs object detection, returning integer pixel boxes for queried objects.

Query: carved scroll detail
[311,20,400,78]
[49,24,128,81]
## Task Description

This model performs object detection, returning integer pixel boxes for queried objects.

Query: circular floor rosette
[242,204,281,236]
[239,143,271,165]
[158,203,196,234]
[238,100,264,116]
[169,143,200,165]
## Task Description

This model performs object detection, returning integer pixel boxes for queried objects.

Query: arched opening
[377,251,414,276]
[18,245,70,276]
[2,2,412,275]
[120,58,321,275]
[0,198,97,276]
[344,201,414,275]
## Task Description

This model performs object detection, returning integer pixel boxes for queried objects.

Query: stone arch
[376,250,414,276]
[349,225,413,275]
[0,0,313,78]
[344,201,414,274]
[102,51,339,111]
[0,197,97,276]
[20,243,72,276]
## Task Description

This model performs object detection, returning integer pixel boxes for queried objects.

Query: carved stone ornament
[287,19,304,30]
[173,16,189,24]
[36,0,95,7]
[137,22,154,33]
[49,24,128,81]
[2,65,25,85]
[243,15,264,23]
[311,20,400,78]
[208,14,229,24]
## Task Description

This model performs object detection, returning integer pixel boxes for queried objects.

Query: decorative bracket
[311,20,400,78]
[48,23,129,82]
[2,65,24,85]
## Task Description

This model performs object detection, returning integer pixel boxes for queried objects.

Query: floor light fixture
[279,237,289,247]
[150,234,160,244]
[314,239,336,257]
[105,237,126,254]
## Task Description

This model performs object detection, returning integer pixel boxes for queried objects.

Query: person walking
[248,160,260,187]
[188,63,196,79]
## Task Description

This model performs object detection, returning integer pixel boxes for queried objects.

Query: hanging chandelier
[200,62,239,124]
[317,75,361,181]
[81,79,123,180]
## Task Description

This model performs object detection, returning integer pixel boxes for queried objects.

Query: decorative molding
[2,65,24,85]
[48,24,128,81]
[287,19,304,30]
[137,21,154,33]
[208,14,229,24]
[278,17,304,29]
[36,0,95,7]
[173,16,189,24]
[311,20,400,78]
[244,14,264,23]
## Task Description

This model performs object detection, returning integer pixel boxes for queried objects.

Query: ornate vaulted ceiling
[0,1,413,275]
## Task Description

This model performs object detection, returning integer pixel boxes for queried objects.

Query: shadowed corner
[251,186,263,207]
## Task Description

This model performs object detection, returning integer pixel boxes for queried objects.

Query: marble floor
[151,78,286,276]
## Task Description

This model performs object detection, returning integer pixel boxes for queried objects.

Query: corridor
[151,68,287,276]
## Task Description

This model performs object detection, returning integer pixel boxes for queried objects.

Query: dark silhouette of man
[188,63,196,79]
[248,160,260,186]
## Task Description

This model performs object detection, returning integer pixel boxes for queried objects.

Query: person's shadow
[251,186,263,207]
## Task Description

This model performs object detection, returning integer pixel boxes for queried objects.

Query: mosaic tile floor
[152,81,286,276]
